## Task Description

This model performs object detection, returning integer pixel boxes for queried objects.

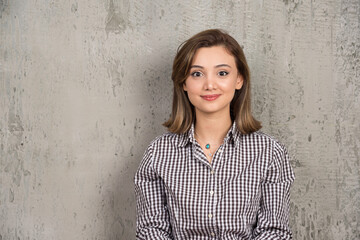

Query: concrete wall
[0,0,359,239]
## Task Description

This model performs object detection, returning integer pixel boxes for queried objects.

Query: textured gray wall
[1,0,359,239]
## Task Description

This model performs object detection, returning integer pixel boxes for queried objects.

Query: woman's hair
[163,29,261,134]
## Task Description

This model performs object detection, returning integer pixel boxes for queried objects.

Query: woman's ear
[183,83,187,91]
[236,75,244,90]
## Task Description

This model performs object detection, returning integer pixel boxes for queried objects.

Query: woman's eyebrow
[215,64,231,68]
[190,65,204,69]
[190,64,231,69]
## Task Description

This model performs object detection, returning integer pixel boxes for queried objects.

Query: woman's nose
[204,75,216,90]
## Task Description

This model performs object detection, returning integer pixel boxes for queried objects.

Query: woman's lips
[201,94,221,101]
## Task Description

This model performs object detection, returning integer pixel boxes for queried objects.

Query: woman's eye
[191,71,203,77]
[218,71,229,76]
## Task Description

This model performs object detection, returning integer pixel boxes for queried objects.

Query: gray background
[1,0,359,239]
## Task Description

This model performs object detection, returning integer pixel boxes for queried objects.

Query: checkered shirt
[135,123,295,239]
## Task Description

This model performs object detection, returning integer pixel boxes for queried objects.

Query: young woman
[135,29,295,239]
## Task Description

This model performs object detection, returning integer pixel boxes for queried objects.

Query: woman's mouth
[201,94,221,101]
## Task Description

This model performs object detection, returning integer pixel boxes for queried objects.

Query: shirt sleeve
[134,144,173,240]
[253,143,295,240]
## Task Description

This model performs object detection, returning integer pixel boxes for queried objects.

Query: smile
[201,94,221,101]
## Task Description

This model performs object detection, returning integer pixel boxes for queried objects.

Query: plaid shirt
[135,123,295,239]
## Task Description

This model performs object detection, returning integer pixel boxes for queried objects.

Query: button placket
[211,144,226,237]
[208,163,218,236]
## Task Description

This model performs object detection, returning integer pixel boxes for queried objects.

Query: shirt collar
[177,124,195,148]
[177,121,242,148]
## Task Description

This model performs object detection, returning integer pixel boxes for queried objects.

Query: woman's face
[183,46,243,118]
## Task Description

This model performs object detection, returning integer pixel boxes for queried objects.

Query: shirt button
[211,232,215,236]
[210,170,214,174]
[210,190,214,195]
[208,213,213,218]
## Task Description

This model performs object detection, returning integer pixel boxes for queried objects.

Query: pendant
[205,144,210,149]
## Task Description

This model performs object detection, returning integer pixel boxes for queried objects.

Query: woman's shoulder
[241,130,288,152]
[146,131,186,150]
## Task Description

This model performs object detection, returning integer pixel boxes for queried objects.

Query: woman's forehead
[191,46,236,66]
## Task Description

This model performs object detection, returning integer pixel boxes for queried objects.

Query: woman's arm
[253,143,295,240]
[134,144,173,240]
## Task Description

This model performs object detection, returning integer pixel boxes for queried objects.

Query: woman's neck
[194,112,232,143]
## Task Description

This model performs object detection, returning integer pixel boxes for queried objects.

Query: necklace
[194,132,222,157]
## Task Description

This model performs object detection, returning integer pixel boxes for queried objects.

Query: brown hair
[163,29,261,134]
